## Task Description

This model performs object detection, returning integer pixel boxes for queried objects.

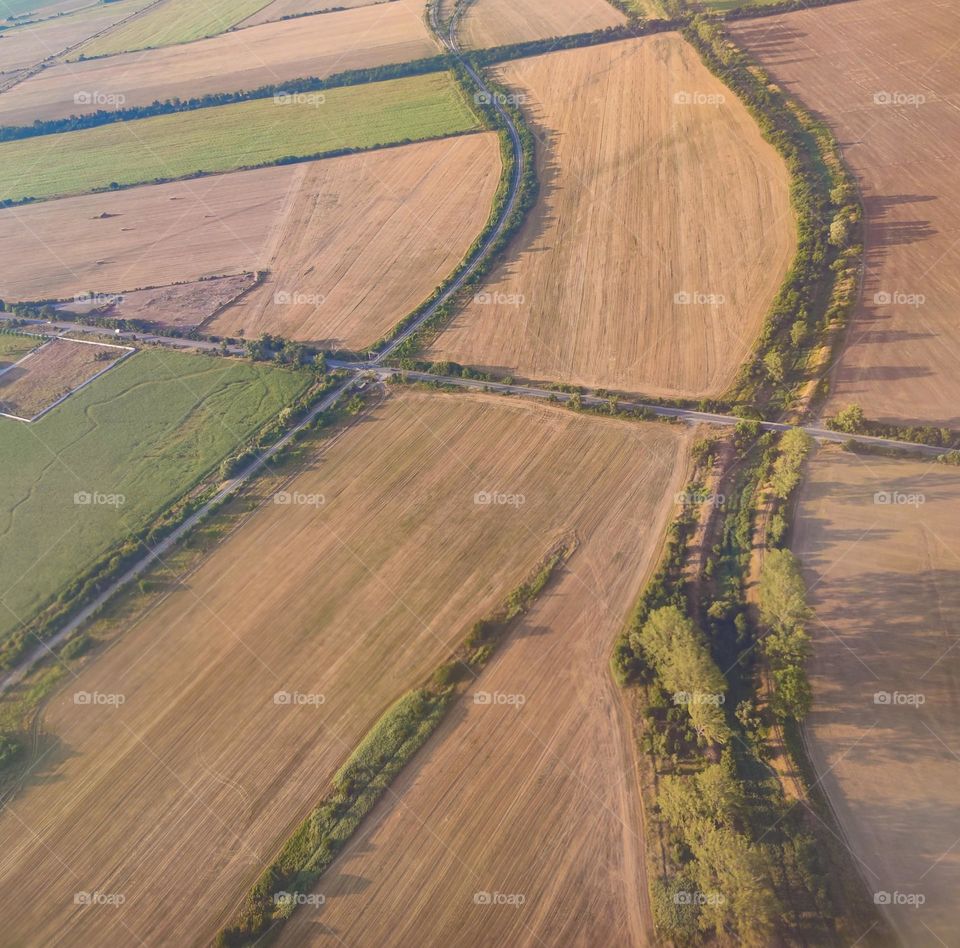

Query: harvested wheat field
[276,411,689,948]
[793,446,960,946]
[0,0,439,126]
[460,0,624,48]
[209,134,501,348]
[0,390,686,945]
[733,0,960,426]
[430,36,795,398]
[0,337,126,419]
[0,164,304,301]
[240,0,380,27]
[0,0,154,76]
[59,274,258,329]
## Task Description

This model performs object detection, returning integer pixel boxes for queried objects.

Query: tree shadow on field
[728,22,815,70]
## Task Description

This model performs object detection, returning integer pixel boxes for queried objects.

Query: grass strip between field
[217,541,573,946]
[0,71,480,203]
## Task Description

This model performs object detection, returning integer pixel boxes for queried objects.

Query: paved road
[382,369,950,458]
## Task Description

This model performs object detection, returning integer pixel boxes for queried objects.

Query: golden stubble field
[276,414,690,947]
[208,134,502,348]
[460,0,624,48]
[732,0,960,426]
[429,35,796,398]
[0,136,497,338]
[793,446,960,946]
[0,0,439,126]
[0,391,688,946]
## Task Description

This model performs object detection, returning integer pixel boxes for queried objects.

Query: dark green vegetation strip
[0,71,480,204]
[0,349,314,662]
[217,545,571,945]
[613,424,890,944]
[684,17,861,419]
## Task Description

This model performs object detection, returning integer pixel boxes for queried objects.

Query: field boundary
[216,534,576,946]
[0,335,135,423]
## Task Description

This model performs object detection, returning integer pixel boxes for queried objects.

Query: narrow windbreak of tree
[217,543,571,945]
[684,17,862,419]
[827,402,960,450]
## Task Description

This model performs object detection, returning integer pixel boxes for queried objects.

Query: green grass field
[0,0,78,21]
[0,72,479,202]
[0,349,310,642]
[75,0,272,57]
[0,333,39,367]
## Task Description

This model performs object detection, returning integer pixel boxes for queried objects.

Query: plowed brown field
[0,163,301,301]
[460,0,624,48]
[0,391,686,946]
[0,0,438,126]
[793,446,960,946]
[208,134,501,348]
[429,35,795,398]
[732,0,960,426]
